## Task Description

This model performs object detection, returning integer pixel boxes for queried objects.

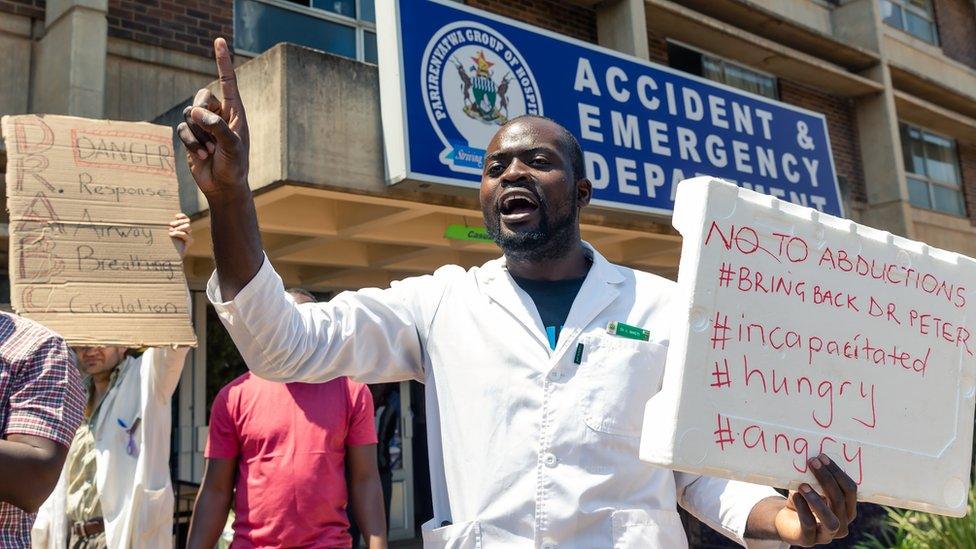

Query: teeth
[500,193,538,215]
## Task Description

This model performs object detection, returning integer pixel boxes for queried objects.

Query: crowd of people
[0,37,860,548]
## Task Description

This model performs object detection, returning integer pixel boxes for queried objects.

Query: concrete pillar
[853,65,914,237]
[596,0,649,60]
[31,0,107,117]
[834,0,914,237]
[832,0,883,52]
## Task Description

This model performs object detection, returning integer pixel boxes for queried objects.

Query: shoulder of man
[0,311,70,362]
[606,261,678,292]
[213,371,256,404]
[343,376,371,397]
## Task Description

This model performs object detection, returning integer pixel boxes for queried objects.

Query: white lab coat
[32,346,189,549]
[208,243,786,548]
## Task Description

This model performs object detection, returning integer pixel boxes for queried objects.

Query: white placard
[640,177,976,516]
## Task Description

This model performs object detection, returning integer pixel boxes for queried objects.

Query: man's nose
[500,158,530,185]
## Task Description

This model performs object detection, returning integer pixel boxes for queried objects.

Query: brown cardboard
[2,114,197,347]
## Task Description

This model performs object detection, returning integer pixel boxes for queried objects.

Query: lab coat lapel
[91,363,127,435]
[554,243,624,356]
[478,257,553,352]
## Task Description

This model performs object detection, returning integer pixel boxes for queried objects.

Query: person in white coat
[178,38,858,548]
[31,214,194,549]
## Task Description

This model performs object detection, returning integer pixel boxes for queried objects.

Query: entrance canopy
[183,184,682,292]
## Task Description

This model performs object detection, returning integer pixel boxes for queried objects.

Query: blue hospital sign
[377,0,844,217]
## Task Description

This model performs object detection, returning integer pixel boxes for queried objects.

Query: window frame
[880,0,940,46]
[666,39,779,100]
[233,0,377,63]
[900,122,965,217]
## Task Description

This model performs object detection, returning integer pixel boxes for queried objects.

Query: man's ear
[576,178,593,208]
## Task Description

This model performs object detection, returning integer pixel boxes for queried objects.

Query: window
[900,123,965,216]
[235,0,378,63]
[880,0,939,45]
[667,42,778,100]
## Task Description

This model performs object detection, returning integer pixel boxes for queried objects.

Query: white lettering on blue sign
[386,0,844,216]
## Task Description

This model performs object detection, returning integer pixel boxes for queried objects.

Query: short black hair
[502,114,585,181]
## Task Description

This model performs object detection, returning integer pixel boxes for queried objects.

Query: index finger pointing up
[213,37,240,108]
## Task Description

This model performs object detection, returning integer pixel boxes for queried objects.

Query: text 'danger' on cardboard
[640,177,976,517]
[2,114,196,347]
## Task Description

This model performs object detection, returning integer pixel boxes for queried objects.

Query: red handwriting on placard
[716,260,973,357]
[723,310,932,376]
[907,309,974,355]
[705,222,812,264]
[710,358,733,388]
[12,116,56,193]
[14,192,62,233]
[738,355,878,430]
[818,247,967,309]
[71,129,175,175]
[712,413,864,484]
[711,311,731,350]
[706,220,969,309]
[19,236,64,282]
[704,222,782,263]
[20,287,45,312]
[718,262,808,302]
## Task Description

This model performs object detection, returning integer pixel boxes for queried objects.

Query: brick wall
[934,0,976,70]
[107,0,232,58]
[779,80,866,206]
[466,0,597,43]
[958,143,976,224]
[648,33,668,64]
[0,0,43,19]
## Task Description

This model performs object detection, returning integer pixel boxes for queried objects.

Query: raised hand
[175,37,263,300]
[177,37,249,200]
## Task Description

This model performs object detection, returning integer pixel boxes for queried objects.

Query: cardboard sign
[1,114,196,347]
[640,177,976,516]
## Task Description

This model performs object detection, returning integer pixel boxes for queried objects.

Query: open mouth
[498,190,540,223]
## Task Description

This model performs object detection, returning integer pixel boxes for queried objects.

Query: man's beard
[484,192,578,262]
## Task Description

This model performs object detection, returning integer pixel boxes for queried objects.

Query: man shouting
[177,37,858,548]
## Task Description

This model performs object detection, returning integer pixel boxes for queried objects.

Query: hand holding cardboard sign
[177,37,249,201]
[169,213,193,259]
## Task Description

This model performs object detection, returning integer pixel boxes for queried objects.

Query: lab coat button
[541,540,558,549]
[548,370,561,381]
[543,452,557,467]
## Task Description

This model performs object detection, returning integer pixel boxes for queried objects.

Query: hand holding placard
[640,177,976,517]
[0,114,197,346]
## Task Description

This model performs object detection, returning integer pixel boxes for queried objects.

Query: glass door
[386,381,416,540]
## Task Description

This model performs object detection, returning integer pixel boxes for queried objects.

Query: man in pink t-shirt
[186,290,387,549]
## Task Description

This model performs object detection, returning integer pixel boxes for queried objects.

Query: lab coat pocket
[135,486,174,541]
[421,518,482,549]
[581,338,667,437]
[611,508,687,548]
